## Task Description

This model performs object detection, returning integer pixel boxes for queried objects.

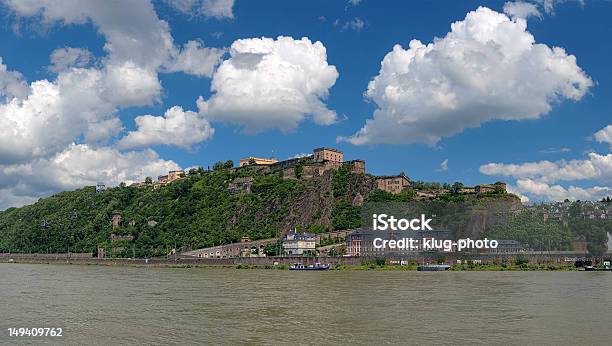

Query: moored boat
[289,263,330,271]
[417,264,450,271]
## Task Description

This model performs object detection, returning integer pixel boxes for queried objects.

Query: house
[282,230,316,255]
[376,173,411,194]
[239,157,278,167]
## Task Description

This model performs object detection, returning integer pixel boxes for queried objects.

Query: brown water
[1,264,611,345]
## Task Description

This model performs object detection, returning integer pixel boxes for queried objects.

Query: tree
[213,161,224,171]
[144,177,153,184]
[451,182,464,194]
[224,160,234,169]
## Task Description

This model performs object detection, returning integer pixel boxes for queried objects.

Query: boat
[584,265,612,271]
[417,264,450,271]
[289,263,330,271]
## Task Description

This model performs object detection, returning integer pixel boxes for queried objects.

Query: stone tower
[112,210,122,229]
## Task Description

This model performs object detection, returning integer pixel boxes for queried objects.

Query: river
[1,264,610,345]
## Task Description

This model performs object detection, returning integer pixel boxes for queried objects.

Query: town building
[485,240,526,253]
[282,230,316,255]
[345,229,453,256]
[376,173,411,194]
[239,157,278,167]
[313,147,344,163]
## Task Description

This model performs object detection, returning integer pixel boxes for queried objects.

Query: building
[96,182,106,193]
[344,160,366,174]
[282,230,316,255]
[313,147,344,163]
[111,211,122,229]
[475,181,507,194]
[485,240,526,253]
[239,157,278,167]
[376,173,411,194]
[345,229,453,257]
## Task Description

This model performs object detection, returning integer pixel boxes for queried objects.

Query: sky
[0,0,610,210]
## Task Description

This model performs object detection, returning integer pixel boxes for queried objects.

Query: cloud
[538,147,571,154]
[435,159,448,172]
[0,68,119,163]
[0,57,28,100]
[163,40,225,77]
[165,0,235,19]
[480,153,612,183]
[480,152,612,201]
[48,47,94,73]
[594,125,612,145]
[197,36,339,133]
[347,0,362,5]
[0,0,224,162]
[118,106,214,149]
[515,179,611,202]
[339,7,592,146]
[503,1,542,19]
[0,144,179,210]
[342,18,365,31]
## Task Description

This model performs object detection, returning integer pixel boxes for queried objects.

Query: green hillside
[0,166,366,257]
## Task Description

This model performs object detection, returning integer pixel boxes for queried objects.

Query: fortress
[126,146,506,197]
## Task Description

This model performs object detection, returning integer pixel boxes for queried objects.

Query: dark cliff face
[280,171,377,233]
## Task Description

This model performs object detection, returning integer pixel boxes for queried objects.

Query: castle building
[344,160,366,174]
[475,181,507,194]
[376,173,411,194]
[239,157,278,167]
[313,147,344,163]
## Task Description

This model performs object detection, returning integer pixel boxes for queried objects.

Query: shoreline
[1,258,580,271]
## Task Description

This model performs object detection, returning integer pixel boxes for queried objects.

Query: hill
[0,164,525,257]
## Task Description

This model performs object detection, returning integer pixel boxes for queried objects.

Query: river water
[1,264,611,345]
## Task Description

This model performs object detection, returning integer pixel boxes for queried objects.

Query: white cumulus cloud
[515,179,611,202]
[594,125,612,145]
[503,1,542,19]
[480,153,612,183]
[197,36,339,133]
[339,7,592,146]
[481,151,612,202]
[0,57,28,100]
[0,144,179,210]
[118,106,214,149]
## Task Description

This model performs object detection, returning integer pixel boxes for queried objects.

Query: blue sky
[0,0,610,208]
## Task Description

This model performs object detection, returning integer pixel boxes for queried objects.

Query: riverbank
[1,258,581,271]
